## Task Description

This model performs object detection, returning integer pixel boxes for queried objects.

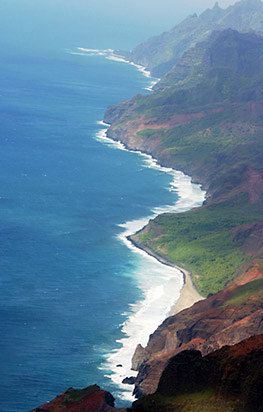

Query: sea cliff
[31,335,263,411]
[103,26,263,398]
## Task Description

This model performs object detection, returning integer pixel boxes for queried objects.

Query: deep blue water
[0,48,182,411]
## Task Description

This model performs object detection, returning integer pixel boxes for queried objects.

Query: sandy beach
[128,234,204,315]
[170,266,204,315]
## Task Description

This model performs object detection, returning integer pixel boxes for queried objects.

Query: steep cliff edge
[131,274,263,397]
[129,334,263,412]
[31,336,263,411]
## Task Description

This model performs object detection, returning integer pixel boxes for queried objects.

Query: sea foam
[95,123,205,401]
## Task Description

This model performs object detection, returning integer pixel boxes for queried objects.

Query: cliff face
[31,336,263,412]
[131,275,263,397]
[130,334,263,412]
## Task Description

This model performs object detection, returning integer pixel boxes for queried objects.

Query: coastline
[74,47,160,90]
[93,55,205,401]
[96,60,205,315]
[96,120,206,310]
[128,234,204,315]
[96,120,205,401]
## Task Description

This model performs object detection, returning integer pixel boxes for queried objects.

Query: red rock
[133,278,263,397]
[30,385,125,412]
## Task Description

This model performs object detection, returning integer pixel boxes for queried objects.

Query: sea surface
[0,47,204,411]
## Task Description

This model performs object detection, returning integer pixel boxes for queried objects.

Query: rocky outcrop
[130,334,263,412]
[30,385,125,412]
[131,344,150,371]
[132,277,263,397]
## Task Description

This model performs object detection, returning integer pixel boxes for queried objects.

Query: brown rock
[133,278,263,397]
[131,335,263,412]
[131,344,150,371]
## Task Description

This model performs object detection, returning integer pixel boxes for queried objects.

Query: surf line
[69,47,160,91]
[95,121,206,402]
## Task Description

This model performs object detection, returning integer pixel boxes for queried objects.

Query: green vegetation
[107,29,263,298]
[62,386,100,407]
[137,128,166,140]
[129,392,242,412]
[136,194,263,296]
[223,278,263,309]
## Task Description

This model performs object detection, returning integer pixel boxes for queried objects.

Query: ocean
[0,42,204,412]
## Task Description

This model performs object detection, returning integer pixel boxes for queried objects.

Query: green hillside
[105,29,263,296]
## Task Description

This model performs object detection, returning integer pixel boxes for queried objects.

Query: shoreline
[97,120,205,317]
[95,54,205,314]
[75,47,160,90]
[128,234,204,315]
[95,120,205,402]
[93,55,205,401]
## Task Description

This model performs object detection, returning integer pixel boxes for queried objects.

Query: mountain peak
[213,1,220,9]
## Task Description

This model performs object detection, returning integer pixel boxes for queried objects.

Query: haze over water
[0,2,206,411]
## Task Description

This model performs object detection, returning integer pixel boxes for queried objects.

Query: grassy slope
[129,392,241,412]
[106,30,263,297]
[137,195,263,295]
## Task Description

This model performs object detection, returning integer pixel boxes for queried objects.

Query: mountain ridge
[122,0,263,77]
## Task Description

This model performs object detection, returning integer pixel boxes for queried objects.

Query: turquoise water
[0,48,185,411]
